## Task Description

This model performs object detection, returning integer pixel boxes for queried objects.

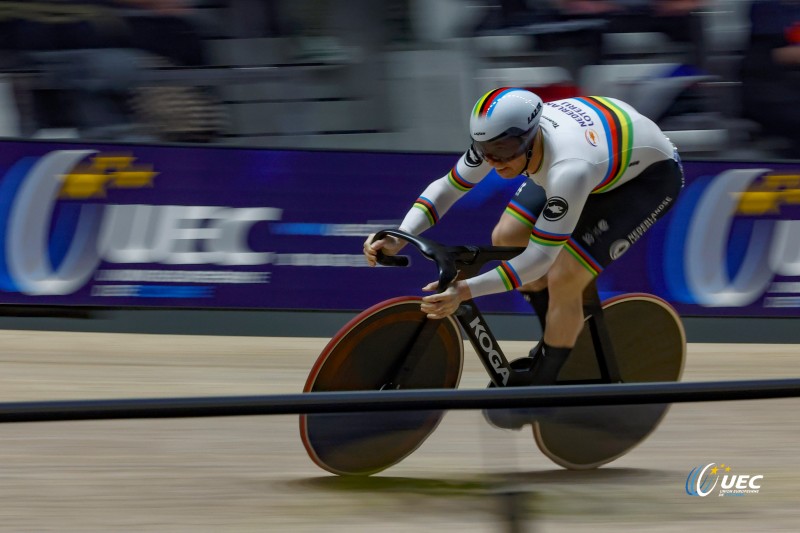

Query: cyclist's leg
[485,159,683,429]
[543,251,594,347]
[484,187,579,428]
[536,157,684,384]
[529,250,595,384]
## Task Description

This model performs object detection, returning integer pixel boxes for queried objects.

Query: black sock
[520,288,548,332]
[530,342,571,385]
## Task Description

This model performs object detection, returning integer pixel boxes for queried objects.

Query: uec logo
[0,150,280,296]
[663,168,800,308]
[686,463,764,497]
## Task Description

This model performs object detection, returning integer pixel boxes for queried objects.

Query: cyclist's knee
[547,259,593,300]
[491,217,529,247]
[521,277,547,292]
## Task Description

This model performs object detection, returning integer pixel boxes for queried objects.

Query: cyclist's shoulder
[544,95,640,118]
[544,158,595,184]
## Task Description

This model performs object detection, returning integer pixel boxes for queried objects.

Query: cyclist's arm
[398,147,491,235]
[466,160,596,298]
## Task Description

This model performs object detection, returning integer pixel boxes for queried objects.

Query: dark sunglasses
[471,135,529,163]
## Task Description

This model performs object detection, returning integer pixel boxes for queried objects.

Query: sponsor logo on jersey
[465,146,482,167]
[627,196,674,244]
[542,116,560,128]
[609,239,630,260]
[585,129,599,147]
[583,219,609,245]
[543,197,568,221]
[545,101,594,127]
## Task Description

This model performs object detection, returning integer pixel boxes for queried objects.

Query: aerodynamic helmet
[469,88,543,163]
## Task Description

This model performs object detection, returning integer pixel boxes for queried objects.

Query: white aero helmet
[470,88,543,162]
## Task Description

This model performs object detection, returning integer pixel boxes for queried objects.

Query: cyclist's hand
[363,233,406,266]
[421,280,473,319]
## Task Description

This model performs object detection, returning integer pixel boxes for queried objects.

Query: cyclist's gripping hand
[363,233,406,266]
[421,280,473,319]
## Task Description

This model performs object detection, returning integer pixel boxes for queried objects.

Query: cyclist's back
[535,96,676,193]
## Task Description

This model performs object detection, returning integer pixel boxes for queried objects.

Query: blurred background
[0,0,797,159]
[0,5,798,531]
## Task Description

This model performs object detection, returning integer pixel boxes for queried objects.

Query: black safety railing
[1,378,799,424]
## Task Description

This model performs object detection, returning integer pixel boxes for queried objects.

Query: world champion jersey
[398,96,677,299]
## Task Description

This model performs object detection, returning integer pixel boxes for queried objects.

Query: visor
[471,127,536,163]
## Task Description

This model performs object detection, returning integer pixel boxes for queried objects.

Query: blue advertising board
[0,140,797,316]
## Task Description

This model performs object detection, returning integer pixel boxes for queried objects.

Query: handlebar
[372,229,524,292]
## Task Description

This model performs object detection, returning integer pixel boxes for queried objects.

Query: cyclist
[364,87,684,390]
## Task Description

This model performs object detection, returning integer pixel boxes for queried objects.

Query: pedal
[528,340,542,360]
[482,405,539,431]
[482,357,540,431]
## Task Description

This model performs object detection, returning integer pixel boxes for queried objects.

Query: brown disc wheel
[300,297,463,476]
[534,294,686,469]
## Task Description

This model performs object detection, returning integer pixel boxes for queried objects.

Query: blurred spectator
[283,0,350,63]
[555,0,707,67]
[740,0,800,156]
[0,0,225,142]
[0,1,123,54]
[282,0,403,63]
[473,0,559,33]
[470,1,705,71]
[387,0,413,44]
[0,2,129,136]
[115,0,227,142]
[0,0,205,66]
[114,0,206,67]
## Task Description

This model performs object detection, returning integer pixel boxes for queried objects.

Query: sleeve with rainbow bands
[398,153,489,235]
[466,236,565,298]
[466,161,596,297]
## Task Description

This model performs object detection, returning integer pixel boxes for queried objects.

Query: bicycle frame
[456,281,623,388]
[303,230,685,475]
[454,299,512,387]
[373,229,623,389]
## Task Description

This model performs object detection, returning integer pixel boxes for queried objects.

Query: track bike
[300,229,685,476]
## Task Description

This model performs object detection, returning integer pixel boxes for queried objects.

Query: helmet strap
[521,129,541,178]
[521,147,534,178]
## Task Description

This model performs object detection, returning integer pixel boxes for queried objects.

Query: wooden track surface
[0,329,798,532]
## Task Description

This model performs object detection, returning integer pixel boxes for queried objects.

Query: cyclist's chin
[496,164,522,178]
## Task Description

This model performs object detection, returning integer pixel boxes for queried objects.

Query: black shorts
[508,158,684,276]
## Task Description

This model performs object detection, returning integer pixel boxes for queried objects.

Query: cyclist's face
[485,151,527,178]
[473,129,537,178]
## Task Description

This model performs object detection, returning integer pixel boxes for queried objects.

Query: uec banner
[0,140,797,316]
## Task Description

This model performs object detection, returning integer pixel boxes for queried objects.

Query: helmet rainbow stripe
[472,87,524,118]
